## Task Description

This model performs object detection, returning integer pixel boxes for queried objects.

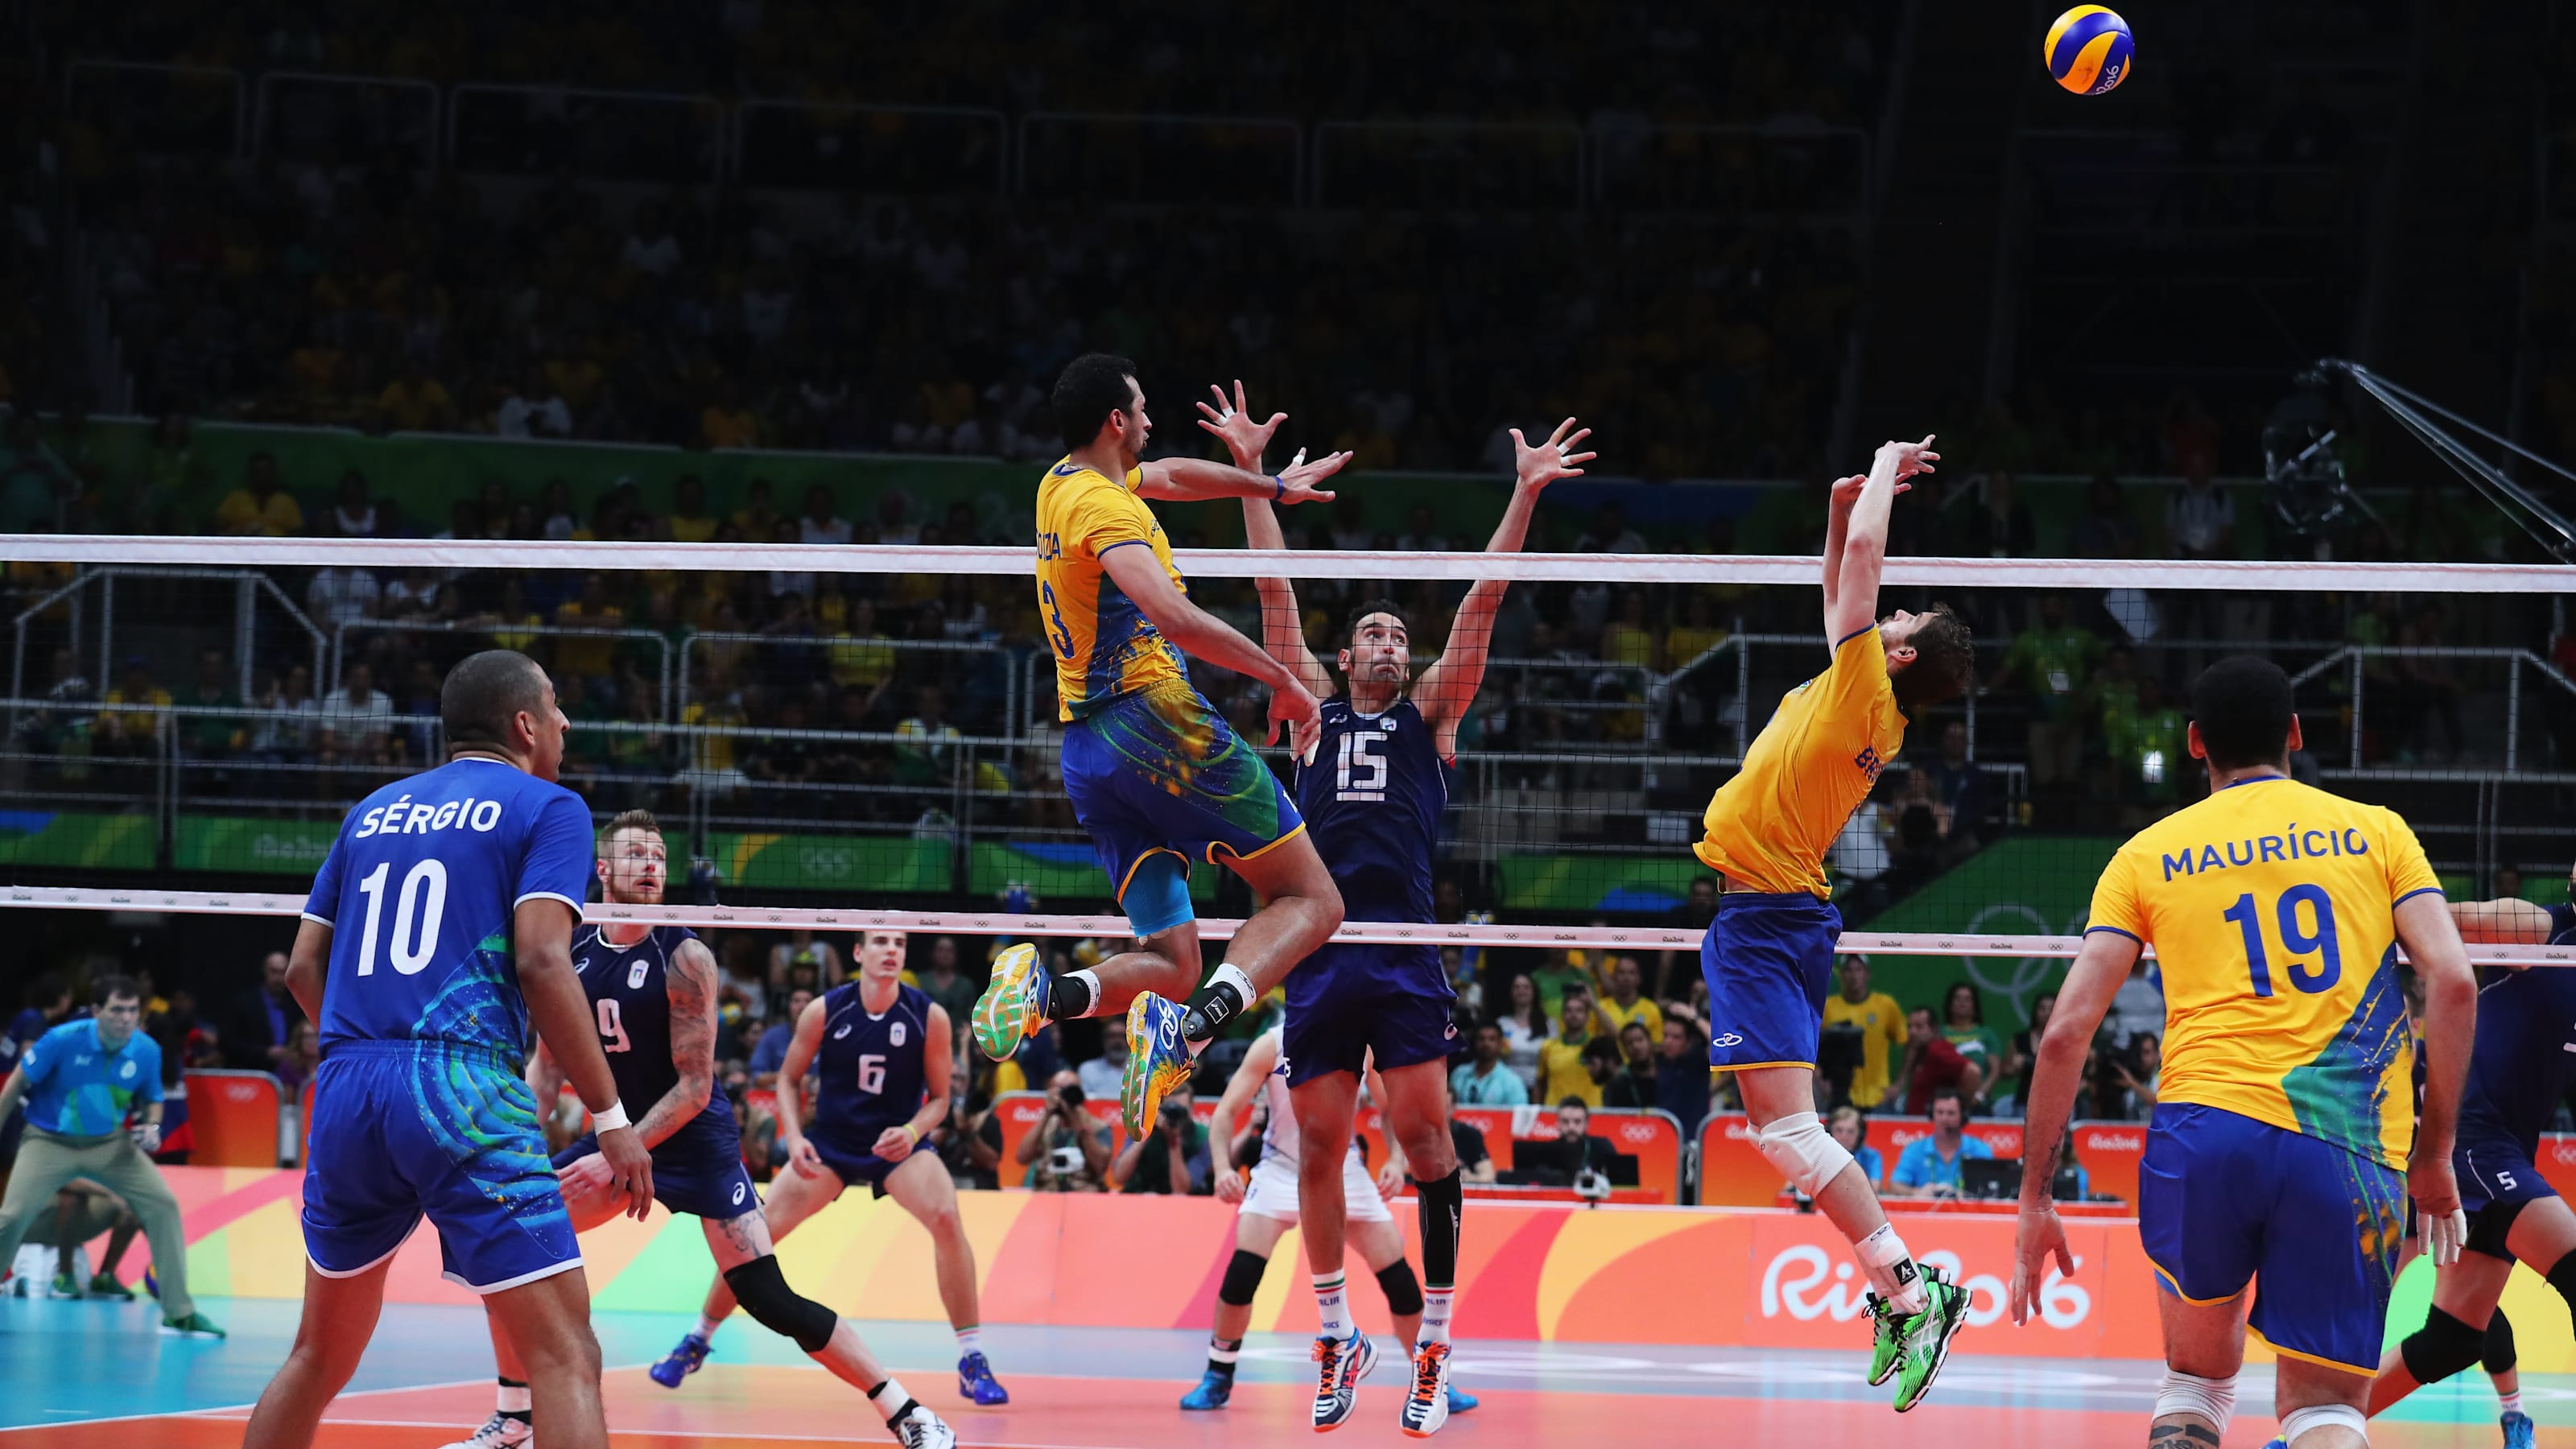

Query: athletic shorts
[1060,681,1304,923]
[1282,943,1457,1088]
[2139,1103,2405,1376]
[300,1041,580,1294]
[2456,1133,2557,1261]
[1700,892,1841,1071]
[556,1112,758,1222]
[1240,1147,1391,1224]
[803,1125,914,1196]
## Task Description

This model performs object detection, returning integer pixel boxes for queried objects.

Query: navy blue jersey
[2454,904,2576,1154]
[572,924,734,1137]
[1290,696,1451,921]
[303,758,592,1059]
[811,981,934,1142]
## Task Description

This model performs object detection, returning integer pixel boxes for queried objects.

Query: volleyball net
[6,532,2576,1022]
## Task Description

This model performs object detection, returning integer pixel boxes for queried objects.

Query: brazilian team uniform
[298,758,593,1292]
[1035,458,1302,935]
[551,924,758,1220]
[802,980,935,1195]
[1283,696,1456,1087]
[2087,776,2439,1374]
[1693,624,1904,1071]
[2450,904,2576,1257]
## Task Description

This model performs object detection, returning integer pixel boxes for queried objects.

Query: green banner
[968,840,1215,905]
[704,832,949,894]
[1854,836,2122,1029]
[1497,852,1707,914]
[0,811,155,869]
[172,816,337,875]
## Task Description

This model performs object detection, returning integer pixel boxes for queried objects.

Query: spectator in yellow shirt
[1593,956,1665,1043]
[1818,955,1907,1108]
[669,474,719,543]
[374,362,456,432]
[214,454,303,537]
[1538,988,1605,1108]
[552,572,625,684]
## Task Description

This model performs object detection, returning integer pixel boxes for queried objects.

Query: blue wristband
[1270,474,1285,501]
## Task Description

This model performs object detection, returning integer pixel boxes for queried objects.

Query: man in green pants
[0,975,221,1335]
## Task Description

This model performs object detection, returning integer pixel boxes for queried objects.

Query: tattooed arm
[634,936,720,1150]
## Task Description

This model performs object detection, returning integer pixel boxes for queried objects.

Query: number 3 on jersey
[1336,729,1389,803]
[2223,884,2343,997]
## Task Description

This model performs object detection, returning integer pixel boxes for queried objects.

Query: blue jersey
[303,758,594,1060]
[18,1018,163,1136]
[572,924,737,1137]
[811,981,933,1144]
[2454,905,2576,1154]
[1291,696,1451,922]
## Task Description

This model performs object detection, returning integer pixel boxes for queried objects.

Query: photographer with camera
[1115,1085,1211,1195]
[1014,1070,1113,1192]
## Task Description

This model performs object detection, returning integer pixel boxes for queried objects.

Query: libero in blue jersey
[1216,392,1591,1434]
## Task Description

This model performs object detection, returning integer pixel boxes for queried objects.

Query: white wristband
[591,1100,631,1133]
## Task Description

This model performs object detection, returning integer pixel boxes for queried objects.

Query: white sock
[1419,1287,1455,1345]
[495,1380,532,1415]
[1314,1271,1351,1339]
[2499,1389,2523,1416]
[1857,1223,1926,1315]
[695,1312,724,1341]
[867,1377,914,1425]
[1060,968,1100,1018]
[956,1326,983,1356]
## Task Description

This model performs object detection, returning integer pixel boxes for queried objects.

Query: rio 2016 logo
[1758,1245,2088,1331]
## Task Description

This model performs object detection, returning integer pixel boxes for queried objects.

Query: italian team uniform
[2449,905,2576,1257]
[2088,777,2438,1376]
[1282,696,1456,1087]
[298,758,595,1292]
[1237,1025,1391,1224]
[1693,624,1903,1071]
[1034,457,1303,935]
[551,924,758,1220]
[799,980,936,1195]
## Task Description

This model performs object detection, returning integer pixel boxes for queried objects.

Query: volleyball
[2045,6,2133,93]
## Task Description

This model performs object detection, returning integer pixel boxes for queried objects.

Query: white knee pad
[1753,1111,1853,1197]
[2154,1368,2236,1432]
[2279,1403,2367,1445]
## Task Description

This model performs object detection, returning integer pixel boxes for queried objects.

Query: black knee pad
[724,1254,838,1354]
[2401,1305,2487,1386]
[1374,1260,1423,1319]
[2549,1249,2576,1316]
[2483,1307,2517,1375]
[1219,1249,1269,1307]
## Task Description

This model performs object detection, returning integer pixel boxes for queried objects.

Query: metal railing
[329,617,673,713]
[1018,112,1302,205]
[64,60,246,160]
[677,630,1021,741]
[734,100,1007,196]
[448,83,726,183]
[10,567,325,730]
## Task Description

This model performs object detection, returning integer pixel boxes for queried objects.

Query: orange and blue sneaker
[958,1352,1009,1406]
[1311,1329,1378,1431]
[972,943,1047,1062]
[1121,992,1194,1137]
[650,1331,712,1388]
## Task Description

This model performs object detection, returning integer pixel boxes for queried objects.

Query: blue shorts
[2456,1133,2557,1261]
[556,1111,758,1222]
[805,1125,911,1195]
[301,1041,580,1294]
[1282,943,1458,1088]
[1061,681,1305,934]
[2139,1103,2405,1375]
[1699,893,1841,1071]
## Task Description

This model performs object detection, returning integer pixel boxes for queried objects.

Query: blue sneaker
[1447,1384,1478,1414]
[650,1332,711,1389]
[958,1351,1009,1406]
[1179,1369,1234,1410]
[2503,1410,2536,1449]
[2260,1439,2285,1449]
[1121,993,1194,1137]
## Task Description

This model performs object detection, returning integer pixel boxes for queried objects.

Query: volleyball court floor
[2,1297,2568,1447]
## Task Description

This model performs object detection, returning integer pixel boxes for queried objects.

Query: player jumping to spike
[1209,382,1587,1433]
[2013,655,2478,1449]
[976,353,1352,1139]
[436,811,953,1449]
[659,928,1007,1409]
[1691,438,1976,1412]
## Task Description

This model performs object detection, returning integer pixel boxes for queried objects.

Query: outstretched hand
[1876,433,1939,481]
[1195,380,1285,468]
[1511,417,1596,492]
[1828,472,1911,510]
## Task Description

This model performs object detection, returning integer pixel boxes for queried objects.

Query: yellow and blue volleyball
[2045,6,2133,94]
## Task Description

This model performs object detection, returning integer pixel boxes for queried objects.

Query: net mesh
[7,530,2576,1034]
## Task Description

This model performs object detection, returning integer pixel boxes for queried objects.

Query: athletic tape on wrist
[592,1100,631,1133]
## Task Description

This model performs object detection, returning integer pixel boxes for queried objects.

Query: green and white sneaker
[1889,1268,1968,1412]
[1864,1290,1905,1387]
[971,942,1049,1062]
[86,1271,135,1301]
[160,1311,226,1339]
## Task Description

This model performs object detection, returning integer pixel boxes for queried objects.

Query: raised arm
[518,898,654,1218]
[1137,448,1349,504]
[2450,895,2557,944]
[1823,436,1936,645]
[1415,418,1595,751]
[1101,544,1323,762]
[1200,383,1335,701]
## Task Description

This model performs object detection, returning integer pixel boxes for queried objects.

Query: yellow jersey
[1821,989,1908,1108]
[1695,625,1904,897]
[2086,776,2439,1170]
[1034,458,1191,722]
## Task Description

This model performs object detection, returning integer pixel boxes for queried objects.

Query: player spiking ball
[1689,436,1977,1411]
[977,354,1353,1137]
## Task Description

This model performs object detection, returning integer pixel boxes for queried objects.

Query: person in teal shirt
[16,1000,163,1134]
[1451,1022,1532,1107]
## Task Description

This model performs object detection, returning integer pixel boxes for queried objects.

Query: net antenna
[2314,357,2576,564]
